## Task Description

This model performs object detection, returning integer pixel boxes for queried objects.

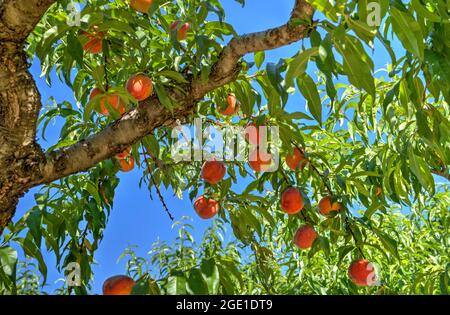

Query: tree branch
[0,0,56,41]
[35,1,315,186]
[0,0,315,233]
[192,0,314,97]
[432,168,450,182]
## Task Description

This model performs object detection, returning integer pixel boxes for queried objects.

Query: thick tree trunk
[0,41,44,233]
[0,0,56,233]
[0,42,45,233]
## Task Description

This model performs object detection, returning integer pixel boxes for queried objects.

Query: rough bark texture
[0,0,56,233]
[0,0,315,234]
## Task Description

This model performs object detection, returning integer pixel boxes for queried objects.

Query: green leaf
[333,34,375,96]
[204,21,237,36]
[200,259,220,294]
[285,47,319,87]
[84,180,101,205]
[15,236,48,284]
[337,245,354,265]
[187,268,209,294]
[347,18,377,45]
[439,264,449,295]
[143,134,160,157]
[390,7,425,60]
[25,208,43,248]
[412,0,441,22]
[66,32,83,65]
[373,228,400,261]
[157,70,189,83]
[364,202,384,219]
[154,83,174,110]
[254,51,265,69]
[416,110,434,141]
[408,146,435,195]
[307,0,339,22]
[266,62,285,97]
[0,246,17,277]
[297,73,322,124]
[132,277,161,295]
[283,111,314,121]
[166,275,187,295]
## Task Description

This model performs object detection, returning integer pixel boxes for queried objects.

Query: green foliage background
[0,0,449,295]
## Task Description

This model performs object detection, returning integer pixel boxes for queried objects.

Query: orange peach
[281,187,304,214]
[318,196,341,217]
[201,160,226,185]
[293,225,317,249]
[103,275,135,295]
[194,196,219,219]
[126,74,153,101]
[348,259,377,287]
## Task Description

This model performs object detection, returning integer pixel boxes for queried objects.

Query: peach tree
[0,0,448,294]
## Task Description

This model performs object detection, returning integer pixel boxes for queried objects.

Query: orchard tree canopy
[0,0,449,295]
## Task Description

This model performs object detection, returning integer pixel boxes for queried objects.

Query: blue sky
[13,0,402,294]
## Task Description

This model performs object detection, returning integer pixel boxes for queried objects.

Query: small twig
[300,211,310,224]
[204,118,226,127]
[142,147,174,221]
[78,224,89,254]
[422,79,429,104]
[245,72,264,80]
[103,41,110,91]
[280,169,291,185]
[291,141,332,194]
[251,239,272,295]
[345,217,366,259]
[431,163,450,182]
[309,162,333,195]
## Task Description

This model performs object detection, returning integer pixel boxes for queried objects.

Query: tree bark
[0,0,56,233]
[0,0,314,234]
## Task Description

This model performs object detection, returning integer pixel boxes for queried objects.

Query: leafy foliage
[0,0,449,295]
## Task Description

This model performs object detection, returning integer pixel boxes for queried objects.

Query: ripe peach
[248,150,272,173]
[318,196,341,217]
[281,187,304,214]
[348,259,377,286]
[286,148,307,171]
[194,196,219,219]
[89,88,126,116]
[201,160,226,185]
[79,29,104,54]
[130,0,153,13]
[293,225,317,249]
[219,94,238,116]
[170,21,190,41]
[115,147,132,160]
[126,74,153,101]
[102,275,135,295]
[119,156,135,172]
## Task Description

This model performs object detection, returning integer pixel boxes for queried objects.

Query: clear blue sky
[14,0,399,294]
